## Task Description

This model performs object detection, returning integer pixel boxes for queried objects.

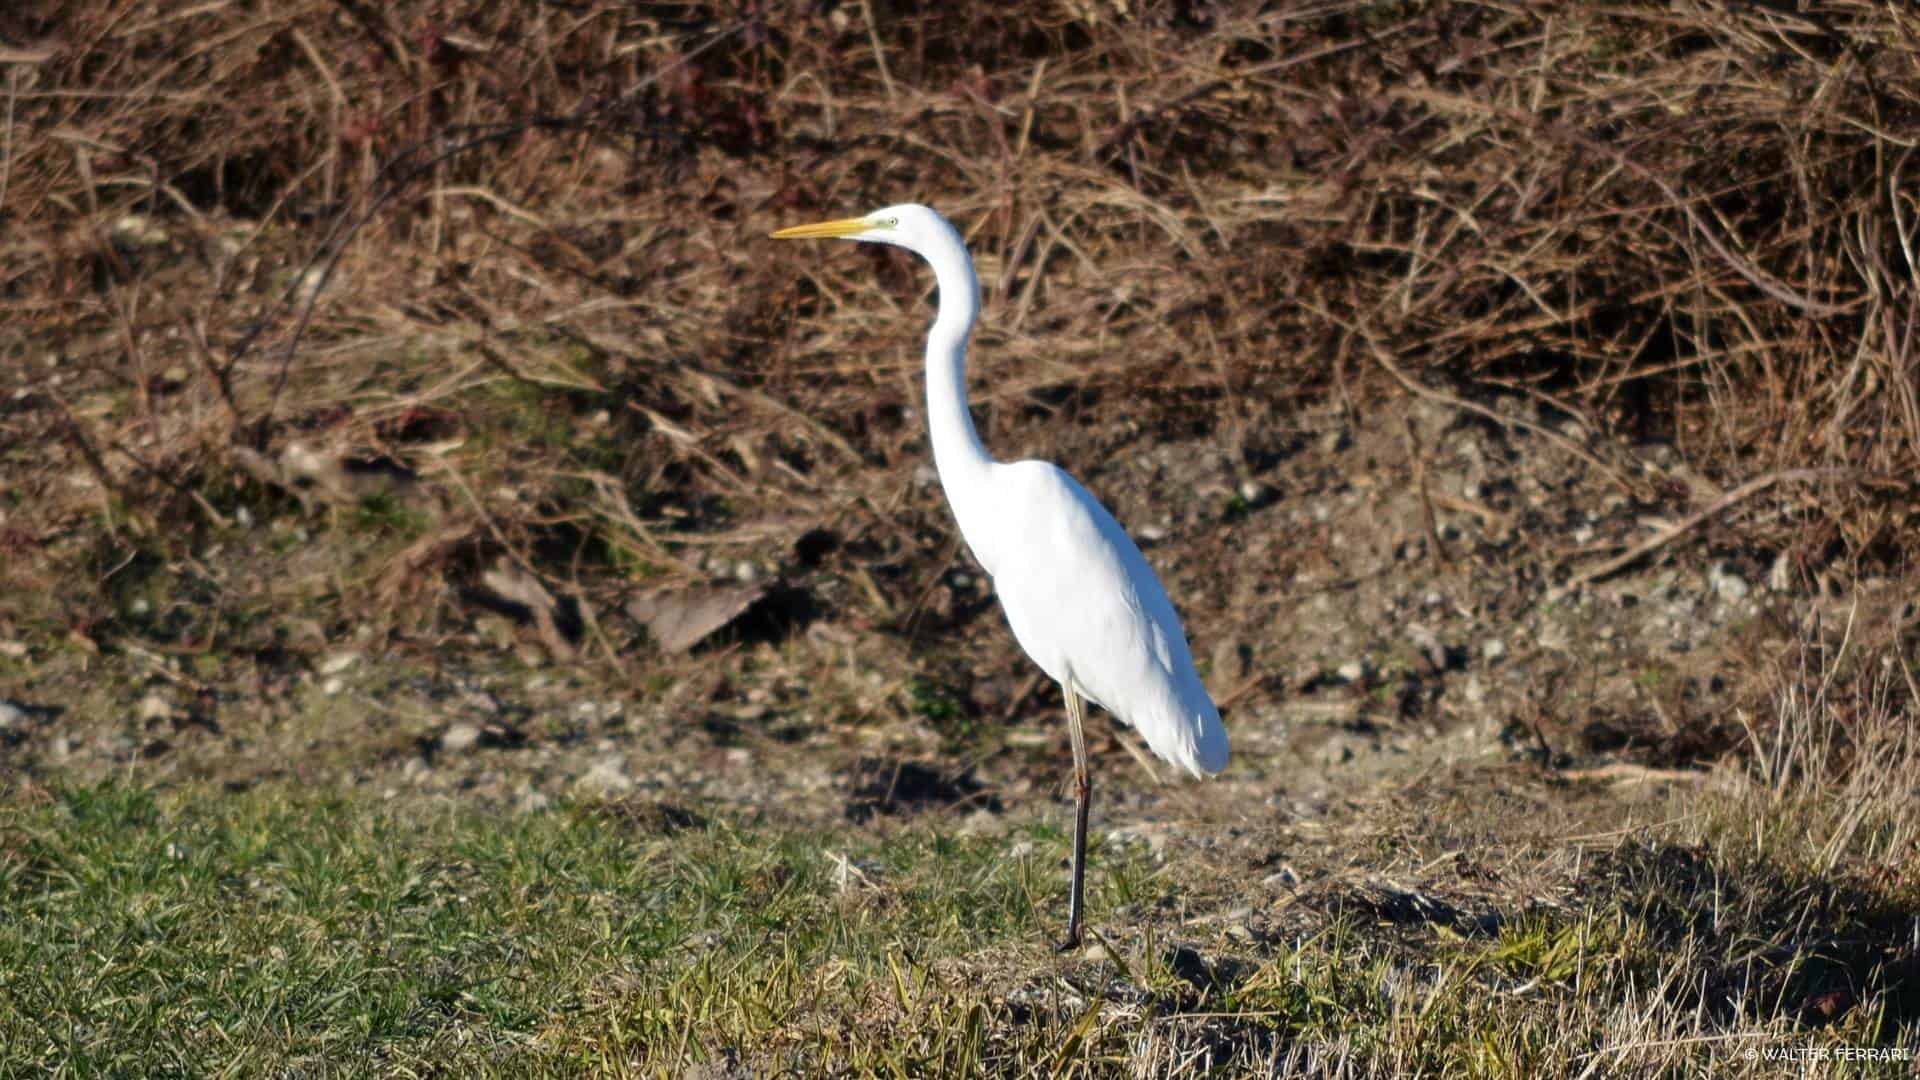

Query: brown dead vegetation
[0,6,1916,765]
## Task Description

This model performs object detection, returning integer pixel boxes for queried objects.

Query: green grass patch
[2,781,1914,1076]
[0,783,1156,1074]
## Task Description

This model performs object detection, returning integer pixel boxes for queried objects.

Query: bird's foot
[1053,929,1084,954]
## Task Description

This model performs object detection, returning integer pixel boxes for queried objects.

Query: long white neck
[920,230,995,497]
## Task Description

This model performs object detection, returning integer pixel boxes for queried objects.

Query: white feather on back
[955,460,1229,778]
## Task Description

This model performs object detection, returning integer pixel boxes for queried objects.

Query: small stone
[1709,563,1750,603]
[576,754,635,797]
[1461,676,1487,706]
[319,651,359,675]
[136,693,173,724]
[1571,526,1595,545]
[1336,659,1369,684]
[1482,639,1508,663]
[1138,523,1168,542]
[401,756,430,781]
[1406,625,1449,672]
[440,723,482,754]
[321,677,345,696]
[516,787,551,813]
[1082,942,1112,962]
[1238,480,1272,507]
[733,561,760,583]
[0,701,24,732]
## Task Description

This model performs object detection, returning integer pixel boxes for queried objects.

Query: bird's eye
[887,217,899,227]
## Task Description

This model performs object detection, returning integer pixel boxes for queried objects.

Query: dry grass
[5,2,1919,641]
[1713,619,1920,877]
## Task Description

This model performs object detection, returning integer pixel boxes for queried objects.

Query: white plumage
[976,460,1229,779]
[774,203,1228,947]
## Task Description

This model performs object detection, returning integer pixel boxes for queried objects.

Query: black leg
[1057,685,1091,952]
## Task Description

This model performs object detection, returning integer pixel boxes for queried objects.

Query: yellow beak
[770,216,873,240]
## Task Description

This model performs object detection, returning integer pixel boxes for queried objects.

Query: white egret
[773,204,1228,949]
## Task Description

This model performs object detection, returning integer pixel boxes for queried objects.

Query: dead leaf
[626,583,769,653]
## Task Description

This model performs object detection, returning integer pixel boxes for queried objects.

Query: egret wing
[977,461,1228,777]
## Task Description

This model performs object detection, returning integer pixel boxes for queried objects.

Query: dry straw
[2,1,1916,646]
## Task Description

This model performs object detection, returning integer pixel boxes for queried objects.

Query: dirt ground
[0,351,1881,875]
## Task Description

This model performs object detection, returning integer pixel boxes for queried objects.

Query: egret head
[771,202,959,255]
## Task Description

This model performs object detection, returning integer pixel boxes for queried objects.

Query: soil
[0,378,1827,865]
